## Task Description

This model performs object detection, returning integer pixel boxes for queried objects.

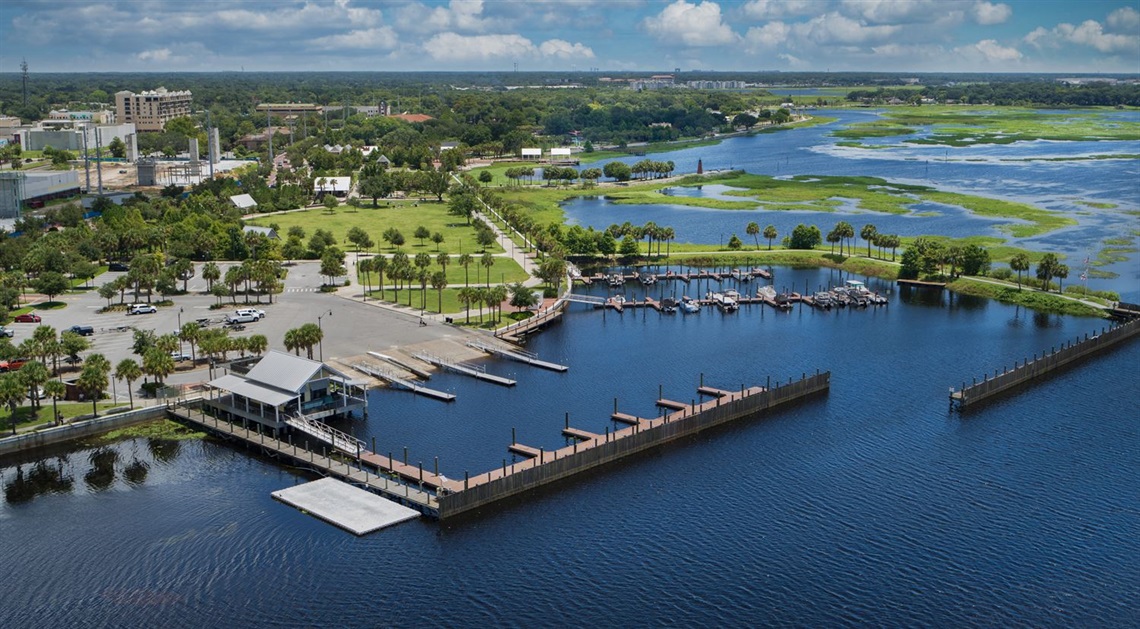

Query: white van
[235,308,265,320]
[127,304,157,315]
[226,312,259,325]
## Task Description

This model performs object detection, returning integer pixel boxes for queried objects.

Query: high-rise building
[115,87,193,132]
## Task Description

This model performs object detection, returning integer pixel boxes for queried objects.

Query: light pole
[177,307,184,354]
[317,309,332,362]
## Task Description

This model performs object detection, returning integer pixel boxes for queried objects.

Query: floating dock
[466,340,568,372]
[352,362,455,402]
[411,352,516,387]
[367,351,433,380]
[271,478,420,535]
[950,321,1140,410]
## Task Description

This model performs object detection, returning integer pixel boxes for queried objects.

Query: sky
[1,0,1138,74]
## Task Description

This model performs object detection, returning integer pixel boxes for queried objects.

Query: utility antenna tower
[20,58,29,106]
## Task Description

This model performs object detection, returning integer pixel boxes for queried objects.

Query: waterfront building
[115,87,193,132]
[205,351,366,430]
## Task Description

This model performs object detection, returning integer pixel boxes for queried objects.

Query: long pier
[576,268,773,286]
[950,320,1140,409]
[434,371,830,519]
[494,300,567,344]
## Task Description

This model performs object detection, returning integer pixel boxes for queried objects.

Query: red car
[0,358,28,372]
[13,313,41,323]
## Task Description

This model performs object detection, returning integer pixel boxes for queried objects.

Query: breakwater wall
[950,320,1140,409]
[436,371,830,519]
[0,405,168,458]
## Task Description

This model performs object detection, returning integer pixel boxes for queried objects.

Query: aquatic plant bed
[833,107,1140,146]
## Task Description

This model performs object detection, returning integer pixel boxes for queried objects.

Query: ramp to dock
[467,340,568,372]
[272,478,420,535]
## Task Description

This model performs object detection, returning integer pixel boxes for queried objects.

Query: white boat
[607,274,625,287]
[757,285,777,301]
[710,291,739,312]
[680,295,701,313]
[640,272,658,286]
[730,268,750,282]
[812,291,833,309]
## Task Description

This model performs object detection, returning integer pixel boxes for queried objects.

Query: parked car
[68,325,95,336]
[127,304,157,315]
[170,351,192,362]
[14,313,41,323]
[108,262,129,272]
[0,358,28,372]
[0,326,13,338]
[225,312,259,325]
[235,308,265,320]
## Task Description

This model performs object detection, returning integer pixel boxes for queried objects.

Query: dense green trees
[788,224,822,250]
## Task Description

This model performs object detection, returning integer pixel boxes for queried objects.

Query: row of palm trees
[456,285,509,324]
[283,324,323,360]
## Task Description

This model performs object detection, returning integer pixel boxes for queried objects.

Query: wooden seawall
[435,371,830,519]
[950,320,1140,410]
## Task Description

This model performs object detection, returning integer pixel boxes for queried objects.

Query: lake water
[3,266,1138,628]
[4,113,1140,627]
[566,109,1140,301]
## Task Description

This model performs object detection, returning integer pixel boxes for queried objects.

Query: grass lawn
[356,255,528,287]
[948,279,1107,318]
[5,402,121,433]
[364,285,538,317]
[246,202,504,255]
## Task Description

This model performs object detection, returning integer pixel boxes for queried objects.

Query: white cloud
[971,1,1011,25]
[136,48,172,62]
[422,32,594,61]
[308,27,398,51]
[742,22,791,52]
[538,39,596,59]
[741,0,816,20]
[793,12,900,45]
[396,0,495,34]
[839,0,941,24]
[1107,7,1140,31]
[955,38,1022,63]
[1027,17,1139,55]
[643,0,738,47]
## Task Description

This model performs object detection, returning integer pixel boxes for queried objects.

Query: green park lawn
[364,284,540,318]
[5,402,121,433]
[246,202,504,255]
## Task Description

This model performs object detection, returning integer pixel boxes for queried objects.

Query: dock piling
[403,446,408,465]
[512,427,516,445]
[434,457,439,477]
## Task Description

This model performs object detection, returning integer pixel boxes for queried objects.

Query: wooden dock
[495,301,566,344]
[436,371,830,519]
[167,403,441,515]
[352,362,456,402]
[578,268,774,286]
[950,320,1140,409]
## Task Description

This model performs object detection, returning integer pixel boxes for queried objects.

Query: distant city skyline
[2,0,1138,74]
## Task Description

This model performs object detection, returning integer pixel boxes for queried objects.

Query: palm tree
[115,358,142,409]
[42,379,67,424]
[142,347,175,386]
[76,362,109,418]
[489,285,508,324]
[746,222,760,250]
[283,328,302,356]
[202,261,221,292]
[298,323,322,360]
[763,224,778,250]
[0,373,25,435]
[480,252,495,287]
[662,226,675,258]
[458,287,475,323]
[1010,253,1030,291]
[436,253,450,280]
[372,256,388,301]
[458,253,473,287]
[18,361,49,410]
[180,322,201,362]
[431,271,448,313]
[418,268,430,311]
[246,334,269,356]
[861,224,878,258]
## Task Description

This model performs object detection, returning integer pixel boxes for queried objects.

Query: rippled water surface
[3,266,1138,628]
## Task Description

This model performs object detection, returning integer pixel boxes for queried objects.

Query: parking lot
[5,261,465,396]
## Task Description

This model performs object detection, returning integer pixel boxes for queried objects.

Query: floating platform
[411,352,517,387]
[467,340,568,372]
[271,478,420,535]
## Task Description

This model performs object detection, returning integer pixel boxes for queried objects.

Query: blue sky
[2,0,1138,74]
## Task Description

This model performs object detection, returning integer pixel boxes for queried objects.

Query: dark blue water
[570,109,1140,301]
[4,267,1138,627]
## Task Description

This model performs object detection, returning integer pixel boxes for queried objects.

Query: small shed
[230,194,258,211]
